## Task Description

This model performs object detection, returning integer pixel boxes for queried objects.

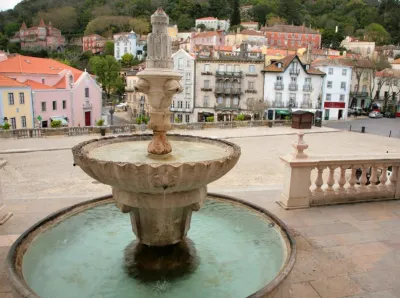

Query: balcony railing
[215,104,240,110]
[216,71,243,78]
[288,84,298,91]
[274,83,284,90]
[201,87,212,91]
[279,133,400,209]
[201,71,213,75]
[300,102,312,108]
[350,92,369,97]
[215,88,224,94]
[289,68,300,76]
[245,73,258,77]
[245,89,257,93]
[231,88,242,95]
[303,85,313,92]
[272,100,285,108]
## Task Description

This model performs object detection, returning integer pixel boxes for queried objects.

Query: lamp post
[109,100,115,125]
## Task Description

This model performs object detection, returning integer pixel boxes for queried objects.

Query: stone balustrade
[0,120,292,138]
[279,133,400,209]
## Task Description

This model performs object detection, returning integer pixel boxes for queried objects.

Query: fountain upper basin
[72,134,241,194]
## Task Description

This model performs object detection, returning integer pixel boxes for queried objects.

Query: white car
[116,102,127,109]
[369,111,383,118]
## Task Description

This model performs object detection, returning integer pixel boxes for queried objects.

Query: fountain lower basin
[6,194,295,298]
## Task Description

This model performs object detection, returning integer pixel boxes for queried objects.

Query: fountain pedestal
[114,187,206,246]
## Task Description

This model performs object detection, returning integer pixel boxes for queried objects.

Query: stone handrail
[0,120,292,138]
[278,133,400,209]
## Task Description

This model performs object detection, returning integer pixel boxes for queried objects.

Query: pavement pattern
[1,126,400,297]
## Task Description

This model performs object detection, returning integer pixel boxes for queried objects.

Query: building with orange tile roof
[0,55,102,128]
[191,31,225,53]
[83,34,110,55]
[241,22,259,30]
[225,30,267,47]
[10,20,66,52]
[262,55,325,120]
[0,74,34,129]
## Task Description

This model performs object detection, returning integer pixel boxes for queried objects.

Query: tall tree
[230,0,241,27]
[278,0,301,25]
[89,55,122,99]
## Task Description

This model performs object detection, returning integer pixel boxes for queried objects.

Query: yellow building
[167,25,178,41]
[0,74,34,129]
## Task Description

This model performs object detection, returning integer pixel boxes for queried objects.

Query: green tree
[0,33,8,50]
[104,42,114,56]
[321,28,345,49]
[230,0,241,26]
[278,0,301,25]
[4,22,19,38]
[35,7,78,33]
[129,17,150,35]
[177,14,194,31]
[121,53,134,67]
[89,55,122,99]
[364,23,391,45]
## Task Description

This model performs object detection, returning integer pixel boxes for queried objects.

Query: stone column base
[113,187,207,246]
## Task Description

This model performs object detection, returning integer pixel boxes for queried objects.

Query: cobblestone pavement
[1,127,400,297]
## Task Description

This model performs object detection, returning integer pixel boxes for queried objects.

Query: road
[101,107,131,125]
[324,117,400,138]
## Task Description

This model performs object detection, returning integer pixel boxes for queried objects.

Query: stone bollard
[278,132,312,209]
[0,159,13,224]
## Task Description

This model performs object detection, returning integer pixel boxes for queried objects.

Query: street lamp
[140,96,145,117]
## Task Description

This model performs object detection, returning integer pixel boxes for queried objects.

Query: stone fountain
[5,9,295,298]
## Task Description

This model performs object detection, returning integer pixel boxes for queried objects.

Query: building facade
[225,30,267,47]
[261,25,321,49]
[10,20,66,52]
[313,58,353,120]
[114,31,138,60]
[83,34,109,54]
[263,55,325,120]
[171,49,195,123]
[125,69,150,122]
[340,37,375,58]
[190,31,225,53]
[0,75,34,129]
[0,55,102,127]
[241,22,259,30]
[372,69,400,115]
[195,17,230,31]
[194,46,265,122]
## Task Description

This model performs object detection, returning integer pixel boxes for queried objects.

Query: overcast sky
[0,0,22,11]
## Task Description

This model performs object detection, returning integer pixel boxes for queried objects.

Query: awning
[292,109,316,114]
[50,116,69,125]
[275,109,290,115]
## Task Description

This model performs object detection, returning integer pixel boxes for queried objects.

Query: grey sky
[0,0,22,11]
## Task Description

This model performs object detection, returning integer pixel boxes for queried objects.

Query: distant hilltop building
[261,24,321,50]
[83,34,110,55]
[10,19,66,52]
[114,31,146,61]
[340,36,375,58]
[195,17,230,31]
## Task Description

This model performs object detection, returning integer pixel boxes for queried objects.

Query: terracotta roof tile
[264,55,325,75]
[240,29,264,36]
[23,79,54,90]
[0,55,83,82]
[196,17,218,21]
[216,46,233,52]
[0,74,27,87]
[261,24,319,34]
[194,31,221,39]
[53,77,66,89]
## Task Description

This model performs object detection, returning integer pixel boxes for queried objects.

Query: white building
[263,55,326,120]
[114,31,137,60]
[340,36,375,58]
[313,58,353,120]
[195,17,230,31]
[171,49,195,123]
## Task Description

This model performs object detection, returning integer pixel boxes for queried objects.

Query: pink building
[83,34,109,54]
[10,19,66,52]
[190,31,225,53]
[0,55,102,127]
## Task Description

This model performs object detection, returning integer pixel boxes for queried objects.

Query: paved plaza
[2,126,400,297]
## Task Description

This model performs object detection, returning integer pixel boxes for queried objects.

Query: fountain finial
[292,132,309,159]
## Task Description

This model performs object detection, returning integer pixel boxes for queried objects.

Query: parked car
[384,111,396,118]
[369,111,383,118]
[348,108,356,116]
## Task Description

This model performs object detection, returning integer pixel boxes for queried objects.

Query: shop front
[323,102,346,120]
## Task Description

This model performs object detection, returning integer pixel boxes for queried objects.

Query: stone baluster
[348,167,357,192]
[379,166,388,189]
[338,166,347,191]
[369,165,378,189]
[392,166,400,199]
[314,167,324,192]
[389,165,398,187]
[326,166,336,191]
[359,165,369,187]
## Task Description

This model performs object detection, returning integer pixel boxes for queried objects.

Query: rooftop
[193,31,222,39]
[261,24,320,34]
[264,55,325,75]
[23,79,54,90]
[0,74,27,88]
[240,29,265,36]
[196,17,218,21]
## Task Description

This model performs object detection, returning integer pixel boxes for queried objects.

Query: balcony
[245,73,258,77]
[245,89,257,93]
[300,102,312,108]
[288,84,298,91]
[215,88,224,94]
[274,83,284,90]
[303,85,313,92]
[231,88,242,95]
[216,71,243,78]
[350,92,369,97]
[201,71,213,75]
[215,104,240,111]
[272,100,284,108]
[201,87,212,91]
[289,68,300,76]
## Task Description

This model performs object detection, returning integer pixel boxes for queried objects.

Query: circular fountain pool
[6,195,295,298]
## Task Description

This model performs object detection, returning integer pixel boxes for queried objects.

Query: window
[185,101,190,109]
[204,64,210,72]
[185,114,190,123]
[233,97,239,105]
[177,114,183,122]
[19,93,25,104]
[225,98,230,107]
[248,81,254,90]
[275,92,282,101]
[328,68,333,75]
[289,93,296,101]
[234,65,240,72]
[52,101,57,110]
[41,102,46,112]
[340,82,346,90]
[186,60,190,67]
[203,96,209,107]
[85,87,89,98]
[277,76,283,82]
[185,72,191,80]
[10,117,16,129]
[340,95,345,101]
[218,64,225,71]
[226,65,232,72]
[326,94,331,101]
[62,100,67,109]
[249,65,255,73]
[217,96,223,104]
[327,81,332,88]
[21,116,26,128]
[171,101,175,108]
[42,78,45,84]
[204,80,210,88]
[178,101,183,108]
[185,86,190,96]
[291,77,297,83]
[8,93,14,105]
[342,69,347,76]
[305,78,311,84]
[178,58,184,69]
